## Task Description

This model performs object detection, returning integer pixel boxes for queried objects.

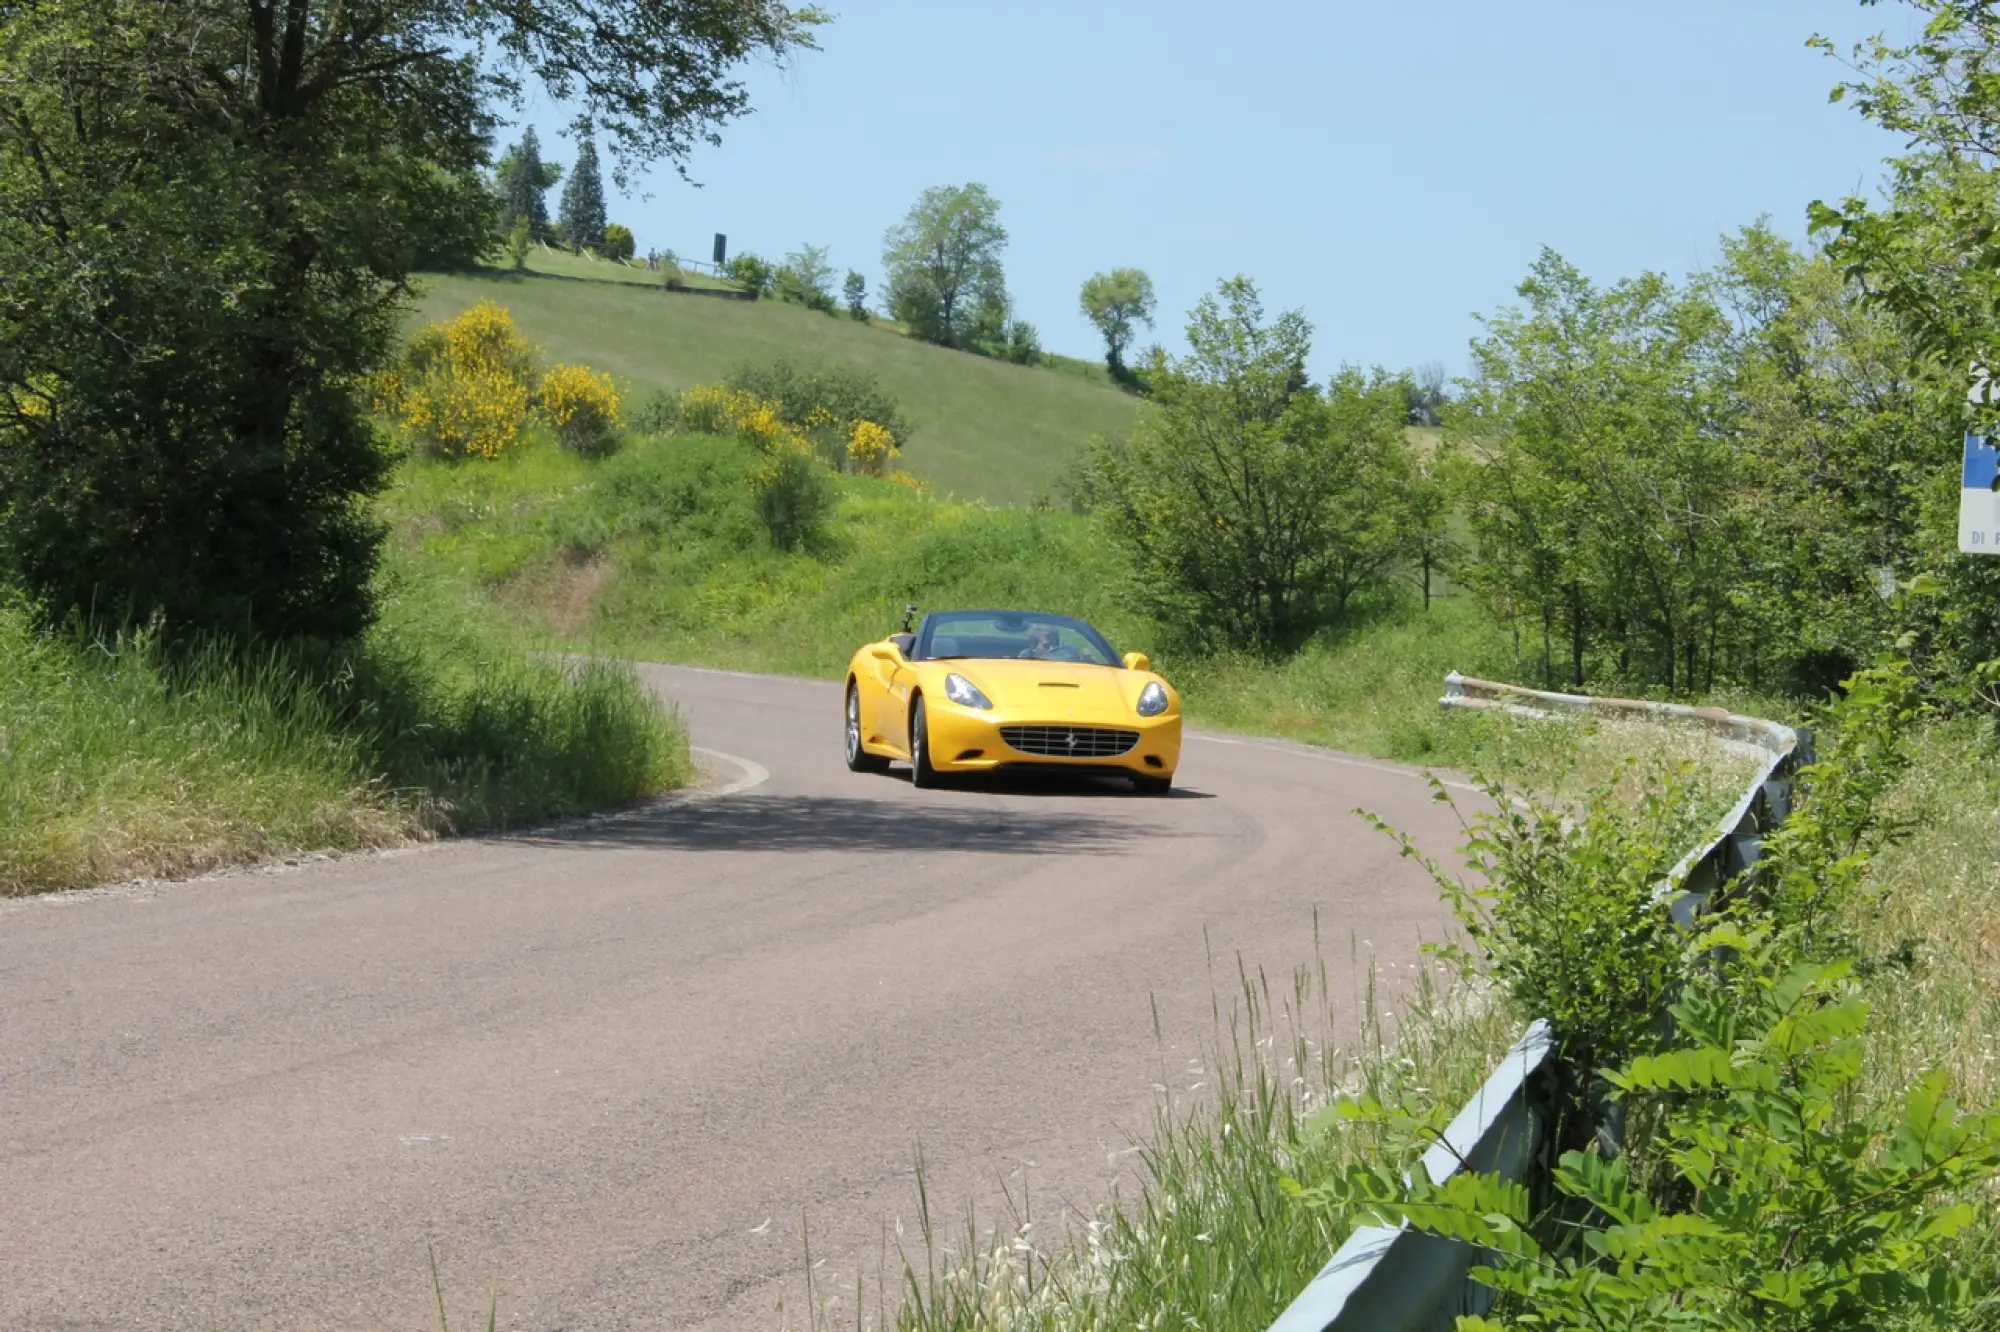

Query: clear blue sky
[508,1,1911,379]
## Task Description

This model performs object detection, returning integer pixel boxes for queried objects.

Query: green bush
[1365,761,1710,1080]
[1002,317,1042,365]
[629,390,678,436]
[722,357,911,451]
[1291,929,2000,1332]
[724,252,776,297]
[600,223,635,262]
[748,440,834,552]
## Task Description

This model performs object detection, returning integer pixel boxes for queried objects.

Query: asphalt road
[1,664,1468,1332]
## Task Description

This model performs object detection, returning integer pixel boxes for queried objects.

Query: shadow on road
[520,793,1181,856]
[891,770,1218,801]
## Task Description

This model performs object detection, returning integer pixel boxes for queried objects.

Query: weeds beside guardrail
[1263,673,1805,1332]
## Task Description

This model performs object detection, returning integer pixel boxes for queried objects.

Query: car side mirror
[870,642,902,663]
[1123,651,1150,672]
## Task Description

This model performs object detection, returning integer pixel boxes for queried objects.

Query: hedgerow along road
[0,663,1465,1331]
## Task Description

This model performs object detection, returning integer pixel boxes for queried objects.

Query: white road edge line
[689,746,772,800]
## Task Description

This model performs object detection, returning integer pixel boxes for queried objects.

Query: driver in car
[1021,625,1060,659]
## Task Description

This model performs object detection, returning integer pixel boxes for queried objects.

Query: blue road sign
[1961,434,2000,554]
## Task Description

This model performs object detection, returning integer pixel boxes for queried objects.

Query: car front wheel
[909,696,943,789]
[1131,773,1173,796]
[845,683,890,774]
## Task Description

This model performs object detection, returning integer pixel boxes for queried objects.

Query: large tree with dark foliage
[0,0,820,643]
[499,126,561,239]
[558,133,607,251]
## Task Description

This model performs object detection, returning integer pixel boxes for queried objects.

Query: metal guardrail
[1265,673,1804,1332]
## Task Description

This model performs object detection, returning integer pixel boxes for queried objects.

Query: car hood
[936,659,1147,716]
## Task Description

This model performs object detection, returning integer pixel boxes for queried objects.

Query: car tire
[1131,773,1173,796]
[909,696,943,789]
[845,683,890,774]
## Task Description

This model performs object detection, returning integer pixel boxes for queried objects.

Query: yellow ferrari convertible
[843,608,1182,794]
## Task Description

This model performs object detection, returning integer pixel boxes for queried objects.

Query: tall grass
[790,930,1520,1332]
[0,557,691,896]
[1854,720,2000,1115]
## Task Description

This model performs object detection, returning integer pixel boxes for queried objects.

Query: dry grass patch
[1855,720,2000,1111]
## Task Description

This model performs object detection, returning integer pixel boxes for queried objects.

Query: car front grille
[1000,725,1138,759]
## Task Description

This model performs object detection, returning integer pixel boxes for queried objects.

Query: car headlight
[1136,681,1170,717]
[944,672,993,710]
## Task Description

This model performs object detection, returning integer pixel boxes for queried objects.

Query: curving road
[0,665,1467,1331]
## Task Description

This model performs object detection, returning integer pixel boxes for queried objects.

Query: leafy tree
[1709,222,1945,695]
[1810,3,2000,368]
[1809,3,2000,700]
[507,216,534,271]
[1084,278,1407,651]
[842,269,869,321]
[0,0,822,644]
[970,284,1012,350]
[1003,319,1042,366]
[1400,439,1460,610]
[726,252,777,296]
[1078,268,1157,375]
[499,128,561,240]
[600,222,636,262]
[557,134,607,252]
[881,183,1007,348]
[777,243,834,311]
[1455,250,1744,690]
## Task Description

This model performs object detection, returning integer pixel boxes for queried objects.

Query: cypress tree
[559,136,608,252]
[503,127,553,239]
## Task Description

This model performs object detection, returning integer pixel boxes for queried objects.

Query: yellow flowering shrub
[537,363,623,456]
[672,379,904,474]
[846,419,897,475]
[884,469,927,493]
[675,383,735,434]
[379,301,541,459]
[407,300,538,386]
[397,362,530,460]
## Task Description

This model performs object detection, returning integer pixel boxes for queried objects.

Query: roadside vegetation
[0,560,691,896]
[0,2,813,893]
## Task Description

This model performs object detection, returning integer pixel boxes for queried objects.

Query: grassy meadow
[411,263,1146,505]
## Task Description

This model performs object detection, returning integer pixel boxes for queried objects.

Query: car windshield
[917,611,1120,665]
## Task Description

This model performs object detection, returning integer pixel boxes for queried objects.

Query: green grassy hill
[411,259,1145,504]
